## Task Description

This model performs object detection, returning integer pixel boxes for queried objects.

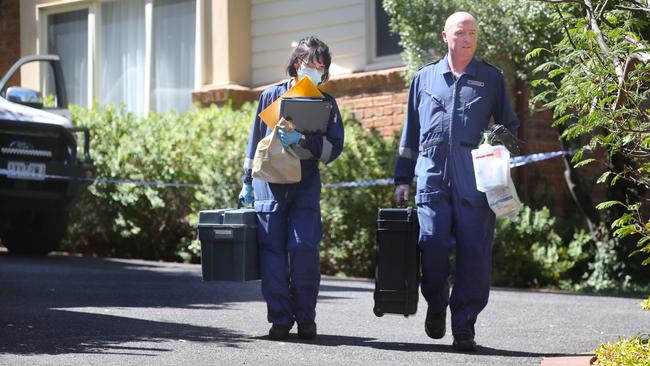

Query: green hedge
[66,103,251,261]
[319,116,398,277]
[492,206,592,288]
[66,104,602,287]
[65,103,399,274]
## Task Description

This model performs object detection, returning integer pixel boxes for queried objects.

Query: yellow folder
[258,77,324,129]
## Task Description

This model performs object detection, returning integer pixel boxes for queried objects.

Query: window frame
[37,1,94,108]
[365,0,404,71]
[36,0,204,113]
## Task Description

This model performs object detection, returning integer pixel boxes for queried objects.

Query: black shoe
[268,324,291,340]
[424,307,446,339]
[452,336,477,352]
[297,322,317,340]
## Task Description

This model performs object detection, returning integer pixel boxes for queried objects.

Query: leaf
[595,200,625,210]
[525,47,549,61]
[573,158,595,168]
[597,171,613,184]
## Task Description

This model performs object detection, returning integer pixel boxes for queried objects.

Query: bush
[65,104,399,273]
[319,118,399,277]
[594,335,650,366]
[492,206,591,288]
[66,103,253,261]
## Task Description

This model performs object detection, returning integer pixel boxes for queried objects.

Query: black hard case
[373,207,420,317]
[197,208,260,281]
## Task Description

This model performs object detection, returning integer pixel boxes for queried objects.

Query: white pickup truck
[0,55,94,255]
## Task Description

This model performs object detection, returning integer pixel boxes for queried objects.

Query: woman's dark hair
[286,36,331,83]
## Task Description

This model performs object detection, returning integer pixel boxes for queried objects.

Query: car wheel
[0,210,69,256]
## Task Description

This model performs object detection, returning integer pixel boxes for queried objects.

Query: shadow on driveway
[0,254,256,355]
[251,333,574,358]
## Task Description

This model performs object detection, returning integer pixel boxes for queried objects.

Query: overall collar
[438,54,479,78]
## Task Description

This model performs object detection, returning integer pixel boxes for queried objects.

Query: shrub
[65,104,399,273]
[66,103,253,261]
[593,335,650,366]
[492,206,591,288]
[319,118,399,277]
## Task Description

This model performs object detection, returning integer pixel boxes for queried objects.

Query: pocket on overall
[456,151,490,208]
[419,90,445,136]
[415,137,446,203]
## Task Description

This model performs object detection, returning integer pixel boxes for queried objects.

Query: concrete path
[0,253,647,365]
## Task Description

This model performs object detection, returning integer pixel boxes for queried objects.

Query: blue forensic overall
[242,80,344,327]
[394,55,518,338]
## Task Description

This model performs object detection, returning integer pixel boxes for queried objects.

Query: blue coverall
[242,80,344,327]
[394,55,519,339]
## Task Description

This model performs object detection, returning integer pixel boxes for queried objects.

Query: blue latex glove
[278,129,303,148]
[238,184,254,205]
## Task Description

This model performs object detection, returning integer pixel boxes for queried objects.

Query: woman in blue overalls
[238,36,344,340]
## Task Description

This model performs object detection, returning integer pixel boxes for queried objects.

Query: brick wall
[322,67,408,138]
[0,1,20,85]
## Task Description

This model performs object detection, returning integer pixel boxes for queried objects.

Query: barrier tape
[0,168,203,188]
[0,149,575,189]
[323,149,576,188]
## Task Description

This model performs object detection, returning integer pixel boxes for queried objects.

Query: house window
[100,0,147,114]
[42,0,197,114]
[47,9,88,107]
[374,0,401,58]
[152,0,196,113]
[368,0,403,69]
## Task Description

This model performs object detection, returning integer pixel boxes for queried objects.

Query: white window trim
[144,0,153,113]
[365,0,404,72]
[37,1,94,108]
[36,0,204,113]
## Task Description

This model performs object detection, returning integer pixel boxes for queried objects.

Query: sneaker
[297,322,317,340]
[424,307,446,339]
[452,336,477,352]
[268,324,291,340]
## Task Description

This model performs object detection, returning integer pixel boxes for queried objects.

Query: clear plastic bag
[485,175,522,218]
[471,143,510,192]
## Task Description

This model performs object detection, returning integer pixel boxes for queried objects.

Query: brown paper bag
[252,118,301,184]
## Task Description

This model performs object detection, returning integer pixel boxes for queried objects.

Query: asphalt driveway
[0,253,647,366]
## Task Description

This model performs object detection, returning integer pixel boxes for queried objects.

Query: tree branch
[555,6,579,49]
[537,0,586,5]
[614,4,650,13]
[596,0,610,19]
[613,36,650,110]
[583,0,624,83]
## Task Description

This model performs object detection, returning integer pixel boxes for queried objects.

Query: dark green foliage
[382,0,560,81]
[492,206,591,288]
[320,119,399,277]
[63,104,400,273]
[65,103,253,261]
[528,2,650,270]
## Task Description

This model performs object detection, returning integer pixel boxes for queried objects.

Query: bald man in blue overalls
[394,12,519,352]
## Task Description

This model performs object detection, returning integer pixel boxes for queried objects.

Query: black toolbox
[373,207,420,317]
[197,208,260,281]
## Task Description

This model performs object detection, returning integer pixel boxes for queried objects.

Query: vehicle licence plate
[6,161,46,181]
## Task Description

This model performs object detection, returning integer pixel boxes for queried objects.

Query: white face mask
[297,67,323,85]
